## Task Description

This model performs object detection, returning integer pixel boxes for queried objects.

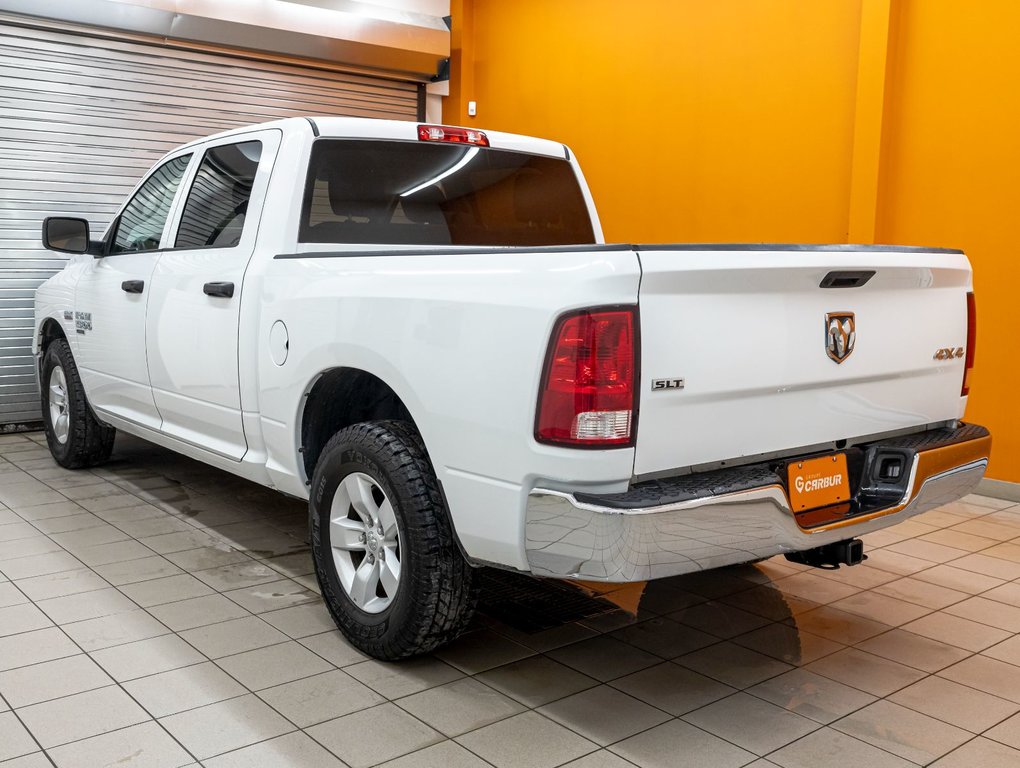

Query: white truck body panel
[634,247,972,476]
[144,128,282,460]
[73,251,164,430]
[33,116,985,579]
[258,248,640,568]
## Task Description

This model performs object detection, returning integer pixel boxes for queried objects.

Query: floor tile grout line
[933,732,1008,767]
[2,543,302,635]
[843,623,977,673]
[420,700,593,768]
[739,648,1020,744]
[3,657,208,711]
[25,706,197,762]
[7,441,1020,766]
[537,682,801,766]
[768,544,1020,638]
[3,696,59,768]
[3,573,188,766]
[879,686,1020,741]
[732,670,880,730]
[984,729,1020,753]
[407,643,807,764]
[270,644,606,763]
[480,546,1020,682]
[753,613,1020,766]
[156,609,297,650]
[889,558,1020,636]
[757,720,927,767]
[679,689,830,760]
[24,463,304,560]
[650,611,974,726]
[5,554,1012,680]
[6,570,207,767]
[453,725,590,768]
[1,591,987,750]
[0,564,175,676]
[928,663,1020,707]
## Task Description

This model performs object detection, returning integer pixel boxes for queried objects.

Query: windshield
[299,139,596,247]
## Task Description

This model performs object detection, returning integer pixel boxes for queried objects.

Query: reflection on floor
[0,432,1019,767]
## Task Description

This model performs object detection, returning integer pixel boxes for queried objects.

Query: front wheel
[310,421,477,660]
[41,339,115,468]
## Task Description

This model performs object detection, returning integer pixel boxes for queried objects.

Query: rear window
[299,139,596,247]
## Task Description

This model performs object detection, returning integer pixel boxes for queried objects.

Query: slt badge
[825,312,856,364]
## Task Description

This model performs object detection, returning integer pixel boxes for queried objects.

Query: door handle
[203,282,235,298]
[121,280,144,294]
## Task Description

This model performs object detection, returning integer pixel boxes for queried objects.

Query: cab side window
[110,154,192,254]
[175,141,263,249]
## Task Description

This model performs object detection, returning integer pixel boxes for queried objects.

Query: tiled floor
[0,432,1019,768]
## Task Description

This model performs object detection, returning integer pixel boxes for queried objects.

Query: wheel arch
[38,316,67,351]
[299,366,423,481]
[36,316,68,380]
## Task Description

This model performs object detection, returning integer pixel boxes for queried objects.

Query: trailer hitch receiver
[785,539,865,570]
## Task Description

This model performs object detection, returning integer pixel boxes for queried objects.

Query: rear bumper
[524,423,991,581]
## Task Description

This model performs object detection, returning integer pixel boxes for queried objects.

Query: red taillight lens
[417,124,489,146]
[963,291,976,396]
[536,307,638,447]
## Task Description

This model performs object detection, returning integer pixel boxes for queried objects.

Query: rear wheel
[41,339,115,468]
[311,420,477,660]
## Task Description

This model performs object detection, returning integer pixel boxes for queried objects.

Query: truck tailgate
[634,246,972,477]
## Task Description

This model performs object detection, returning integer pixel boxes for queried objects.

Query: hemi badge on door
[651,378,685,391]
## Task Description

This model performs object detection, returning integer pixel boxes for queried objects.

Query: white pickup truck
[35,117,991,659]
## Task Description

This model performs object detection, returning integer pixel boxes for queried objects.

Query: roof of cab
[171,116,569,160]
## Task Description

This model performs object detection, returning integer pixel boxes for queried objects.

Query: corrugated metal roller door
[0,20,421,425]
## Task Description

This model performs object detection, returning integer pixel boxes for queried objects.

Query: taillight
[536,307,638,447]
[417,124,489,146]
[963,291,976,396]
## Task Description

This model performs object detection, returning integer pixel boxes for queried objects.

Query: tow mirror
[42,217,97,255]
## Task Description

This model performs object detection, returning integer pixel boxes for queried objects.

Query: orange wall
[876,1,1019,482]
[449,0,862,244]
[448,0,1017,482]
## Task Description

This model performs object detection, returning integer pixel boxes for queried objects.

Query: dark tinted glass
[300,140,595,246]
[111,154,191,254]
[175,141,262,249]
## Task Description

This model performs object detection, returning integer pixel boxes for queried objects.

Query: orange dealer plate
[787,453,850,512]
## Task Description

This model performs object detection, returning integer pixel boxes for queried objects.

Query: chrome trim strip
[529,485,791,518]
[900,453,921,506]
[524,459,988,582]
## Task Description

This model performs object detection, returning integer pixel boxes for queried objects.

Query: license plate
[787,453,850,511]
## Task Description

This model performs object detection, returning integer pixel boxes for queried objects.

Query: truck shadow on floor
[99,433,804,664]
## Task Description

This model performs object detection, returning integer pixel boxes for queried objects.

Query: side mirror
[42,217,95,254]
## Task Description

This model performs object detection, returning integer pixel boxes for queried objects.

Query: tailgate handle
[820,270,875,289]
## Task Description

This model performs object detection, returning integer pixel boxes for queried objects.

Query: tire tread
[41,339,115,469]
[311,420,477,659]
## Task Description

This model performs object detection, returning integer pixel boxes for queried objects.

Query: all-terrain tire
[310,420,477,660]
[40,338,116,469]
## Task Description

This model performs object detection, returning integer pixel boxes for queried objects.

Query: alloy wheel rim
[329,471,401,614]
[48,365,70,445]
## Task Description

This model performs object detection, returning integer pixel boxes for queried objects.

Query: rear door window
[300,140,596,246]
[175,141,263,249]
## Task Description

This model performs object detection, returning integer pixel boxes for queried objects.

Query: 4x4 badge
[825,312,856,364]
